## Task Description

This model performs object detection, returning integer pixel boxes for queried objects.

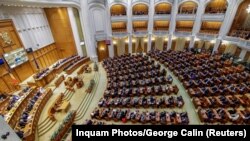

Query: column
[212,38,221,53]
[167,34,172,50]
[128,34,132,53]
[218,0,243,38]
[108,36,114,57]
[190,0,206,48]
[79,0,97,60]
[67,7,83,57]
[106,3,114,57]
[127,0,133,35]
[168,0,178,50]
[189,36,195,48]
[147,34,152,52]
[239,49,247,60]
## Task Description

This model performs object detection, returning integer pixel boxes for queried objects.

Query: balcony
[176,14,196,21]
[154,14,171,21]
[196,33,218,40]
[111,15,127,22]
[174,31,192,37]
[154,30,169,36]
[133,30,148,37]
[224,36,250,48]
[112,32,128,38]
[202,14,225,21]
[132,15,149,21]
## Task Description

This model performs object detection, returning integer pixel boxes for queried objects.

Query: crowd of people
[98,96,184,108]
[103,54,178,98]
[148,50,250,124]
[230,30,250,40]
[87,53,188,125]
[91,108,189,125]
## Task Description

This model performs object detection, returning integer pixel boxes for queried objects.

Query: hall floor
[20,57,204,141]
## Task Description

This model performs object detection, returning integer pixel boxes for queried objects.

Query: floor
[18,56,202,141]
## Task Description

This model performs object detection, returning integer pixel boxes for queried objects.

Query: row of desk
[17,88,52,141]
[4,87,36,129]
[33,56,80,87]
[65,57,90,75]
[33,56,90,87]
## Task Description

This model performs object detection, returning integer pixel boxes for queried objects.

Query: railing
[174,31,192,37]
[176,14,196,21]
[133,31,148,37]
[62,0,80,3]
[154,14,171,20]
[111,15,127,22]
[224,36,250,48]
[153,30,169,36]
[202,13,225,21]
[132,15,149,21]
[196,33,218,40]
[112,32,128,38]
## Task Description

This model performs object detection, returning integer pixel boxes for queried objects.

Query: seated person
[228,109,240,122]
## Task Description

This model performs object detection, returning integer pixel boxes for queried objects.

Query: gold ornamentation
[0,32,13,46]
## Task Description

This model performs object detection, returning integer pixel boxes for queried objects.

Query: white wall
[0,7,54,51]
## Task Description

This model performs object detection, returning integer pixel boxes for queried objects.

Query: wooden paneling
[97,41,109,62]
[45,8,77,58]
[171,40,176,50]
[0,20,33,93]
[110,4,126,15]
[0,20,61,93]
[114,44,118,57]
[155,3,171,12]
[235,47,242,57]
[125,43,129,54]
[28,43,59,71]
[218,44,226,54]
[143,43,147,53]
[133,4,148,13]
[132,43,136,53]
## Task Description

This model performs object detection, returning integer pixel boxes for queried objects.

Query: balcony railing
[154,14,171,20]
[224,36,250,48]
[154,30,169,36]
[176,14,196,21]
[132,15,149,21]
[112,32,128,38]
[196,33,218,40]
[202,13,225,21]
[174,31,192,37]
[133,30,148,37]
[111,15,127,22]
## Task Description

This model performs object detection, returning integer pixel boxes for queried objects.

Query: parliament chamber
[0,0,250,141]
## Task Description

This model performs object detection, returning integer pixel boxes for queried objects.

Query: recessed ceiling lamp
[247,5,250,13]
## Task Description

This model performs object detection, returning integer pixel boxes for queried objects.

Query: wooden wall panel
[28,44,60,71]
[45,8,77,58]
[125,44,128,54]
[114,45,118,57]
[0,20,32,93]
[132,43,136,53]
[0,20,60,93]
[97,41,109,62]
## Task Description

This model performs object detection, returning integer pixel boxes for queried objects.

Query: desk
[58,101,70,113]
[53,56,79,74]
[65,57,90,75]
[32,56,80,87]
[18,89,52,141]
[4,87,36,129]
